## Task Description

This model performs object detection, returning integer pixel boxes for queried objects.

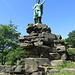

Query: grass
[53,71,74,75]
[55,61,75,71]
[51,61,75,75]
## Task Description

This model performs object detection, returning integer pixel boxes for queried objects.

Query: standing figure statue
[33,0,45,24]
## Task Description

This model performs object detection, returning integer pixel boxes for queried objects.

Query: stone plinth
[18,24,67,60]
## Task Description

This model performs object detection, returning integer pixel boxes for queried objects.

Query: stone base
[18,24,67,60]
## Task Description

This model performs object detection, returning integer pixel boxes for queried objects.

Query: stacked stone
[0,24,68,75]
[18,24,67,60]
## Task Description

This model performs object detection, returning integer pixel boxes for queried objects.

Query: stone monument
[18,0,67,59]
[18,0,67,75]
[0,1,73,75]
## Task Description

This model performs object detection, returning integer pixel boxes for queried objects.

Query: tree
[65,30,75,48]
[0,21,21,65]
[6,46,27,65]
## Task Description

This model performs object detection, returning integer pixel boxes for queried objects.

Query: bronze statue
[33,0,45,24]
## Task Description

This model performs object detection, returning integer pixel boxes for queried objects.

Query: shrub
[67,48,73,55]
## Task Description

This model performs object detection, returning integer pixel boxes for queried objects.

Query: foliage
[57,37,60,40]
[42,27,44,29]
[53,62,75,75]
[19,62,25,65]
[67,48,73,55]
[55,62,75,71]
[0,21,25,65]
[64,39,68,45]
[65,30,75,48]
[6,47,27,65]
[52,71,74,75]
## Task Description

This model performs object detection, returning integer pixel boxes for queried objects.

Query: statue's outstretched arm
[41,0,45,5]
[33,6,35,10]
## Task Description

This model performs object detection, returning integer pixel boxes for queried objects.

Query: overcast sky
[0,0,75,39]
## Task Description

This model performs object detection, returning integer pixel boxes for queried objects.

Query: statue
[33,0,45,24]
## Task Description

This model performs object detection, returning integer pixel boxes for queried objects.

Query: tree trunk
[1,56,4,65]
[4,57,6,65]
[1,49,4,65]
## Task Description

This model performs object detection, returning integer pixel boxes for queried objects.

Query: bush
[67,48,73,55]
[57,37,60,40]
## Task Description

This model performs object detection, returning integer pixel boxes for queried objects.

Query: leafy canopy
[65,30,75,48]
[0,21,25,65]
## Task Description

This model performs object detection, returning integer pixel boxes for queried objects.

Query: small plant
[1,70,4,73]
[5,61,12,65]
[42,26,44,29]
[19,62,25,65]
[13,73,15,75]
[57,37,60,40]
[47,68,50,72]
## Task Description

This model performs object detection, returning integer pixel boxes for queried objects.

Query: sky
[0,0,75,39]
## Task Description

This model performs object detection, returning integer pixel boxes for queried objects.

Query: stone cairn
[0,24,68,75]
[13,24,67,75]
[18,24,67,60]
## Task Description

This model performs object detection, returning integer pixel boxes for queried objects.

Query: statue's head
[36,0,40,4]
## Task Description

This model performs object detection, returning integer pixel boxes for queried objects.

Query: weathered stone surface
[51,60,66,67]
[41,27,51,33]
[30,32,38,36]
[38,66,51,72]
[0,66,14,74]
[31,71,45,75]
[60,68,75,73]
[26,24,34,34]
[56,46,66,52]
[31,72,39,75]
[18,37,25,40]
[0,73,10,75]
[14,65,25,74]
[25,58,51,73]
[18,23,67,62]
[26,24,51,34]
[49,69,59,73]
[25,58,51,66]
[49,53,60,60]
[25,62,38,73]
[54,40,64,44]
[31,38,44,42]
[18,43,33,47]
[56,46,65,50]
[39,32,57,40]
[17,60,25,66]
[0,73,4,75]
[47,69,59,75]
[15,74,26,75]
[34,41,43,46]
[25,58,50,73]
[38,45,51,51]
[4,66,12,73]
[61,53,67,60]
[0,66,5,72]
[49,48,57,53]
